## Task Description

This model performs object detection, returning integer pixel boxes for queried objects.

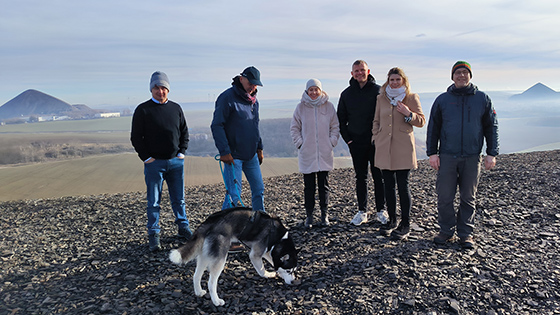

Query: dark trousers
[436,155,481,238]
[303,171,329,210]
[348,142,385,212]
[382,169,411,225]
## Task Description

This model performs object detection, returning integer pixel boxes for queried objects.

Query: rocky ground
[1,150,559,315]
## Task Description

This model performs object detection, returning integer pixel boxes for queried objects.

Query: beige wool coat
[372,92,425,170]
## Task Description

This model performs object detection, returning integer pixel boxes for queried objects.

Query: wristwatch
[404,113,413,123]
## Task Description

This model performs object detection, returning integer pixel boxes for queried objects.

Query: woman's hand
[396,101,412,117]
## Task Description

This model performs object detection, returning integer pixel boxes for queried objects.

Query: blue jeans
[144,157,189,235]
[221,153,265,211]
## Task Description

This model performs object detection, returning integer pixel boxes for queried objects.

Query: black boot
[304,208,313,229]
[320,208,330,226]
[380,216,397,236]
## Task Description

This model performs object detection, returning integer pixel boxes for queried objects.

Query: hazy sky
[1,0,559,107]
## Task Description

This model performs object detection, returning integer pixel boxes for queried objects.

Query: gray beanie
[150,71,170,91]
[306,78,322,91]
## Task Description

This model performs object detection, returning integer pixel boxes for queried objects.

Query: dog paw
[212,298,225,306]
[194,289,207,297]
[263,271,276,278]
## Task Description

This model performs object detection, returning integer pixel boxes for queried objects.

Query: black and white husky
[169,207,298,306]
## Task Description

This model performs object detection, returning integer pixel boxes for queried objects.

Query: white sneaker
[377,211,388,224]
[350,211,368,226]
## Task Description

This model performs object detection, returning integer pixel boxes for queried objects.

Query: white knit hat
[306,78,322,91]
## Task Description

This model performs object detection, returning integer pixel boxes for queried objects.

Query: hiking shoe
[350,211,368,226]
[433,232,454,245]
[380,220,398,236]
[391,222,410,240]
[228,242,245,253]
[376,211,388,224]
[148,233,162,252]
[178,226,193,240]
[459,235,475,249]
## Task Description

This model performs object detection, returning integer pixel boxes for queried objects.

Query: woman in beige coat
[372,67,425,240]
[291,79,340,228]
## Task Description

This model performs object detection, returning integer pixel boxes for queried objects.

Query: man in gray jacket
[426,61,499,249]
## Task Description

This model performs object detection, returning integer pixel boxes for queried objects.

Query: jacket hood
[349,74,376,88]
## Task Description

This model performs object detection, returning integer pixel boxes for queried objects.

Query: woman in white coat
[291,79,340,228]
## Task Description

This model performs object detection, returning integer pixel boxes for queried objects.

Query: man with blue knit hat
[211,66,265,215]
[427,61,499,249]
[131,71,192,252]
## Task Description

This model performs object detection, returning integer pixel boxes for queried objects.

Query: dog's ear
[280,254,290,263]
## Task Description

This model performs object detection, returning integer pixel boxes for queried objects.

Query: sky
[1,0,559,108]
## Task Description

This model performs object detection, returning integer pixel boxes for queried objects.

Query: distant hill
[510,83,560,101]
[0,89,98,120]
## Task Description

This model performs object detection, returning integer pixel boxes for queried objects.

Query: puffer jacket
[290,91,340,174]
[426,83,499,157]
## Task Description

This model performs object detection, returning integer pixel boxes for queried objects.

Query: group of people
[130,60,499,252]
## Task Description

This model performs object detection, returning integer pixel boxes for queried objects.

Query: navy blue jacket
[426,83,499,157]
[131,99,189,161]
[337,74,380,145]
[211,80,263,161]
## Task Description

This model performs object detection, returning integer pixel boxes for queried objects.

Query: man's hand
[220,154,234,165]
[257,149,264,165]
[429,155,440,171]
[484,155,496,170]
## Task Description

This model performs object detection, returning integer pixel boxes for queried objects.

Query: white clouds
[1,0,559,106]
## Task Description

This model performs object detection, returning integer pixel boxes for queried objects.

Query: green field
[0,153,352,201]
[0,118,134,165]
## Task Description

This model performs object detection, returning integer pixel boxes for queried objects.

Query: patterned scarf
[233,76,257,105]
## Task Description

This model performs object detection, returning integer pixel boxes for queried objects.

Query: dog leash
[215,154,245,208]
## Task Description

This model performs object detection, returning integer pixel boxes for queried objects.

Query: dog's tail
[169,232,203,265]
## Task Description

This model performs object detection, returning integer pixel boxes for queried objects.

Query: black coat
[337,74,380,145]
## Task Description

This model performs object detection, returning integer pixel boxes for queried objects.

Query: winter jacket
[131,99,189,161]
[426,83,499,157]
[211,79,263,161]
[337,75,380,145]
[290,91,340,174]
[372,92,425,170]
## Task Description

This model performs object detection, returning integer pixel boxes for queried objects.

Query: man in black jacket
[426,61,499,248]
[131,71,192,252]
[337,60,386,226]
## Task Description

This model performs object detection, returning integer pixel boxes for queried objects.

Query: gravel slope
[1,150,559,315]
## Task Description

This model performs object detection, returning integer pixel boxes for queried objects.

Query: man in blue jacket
[211,66,265,213]
[131,71,192,252]
[426,61,499,249]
